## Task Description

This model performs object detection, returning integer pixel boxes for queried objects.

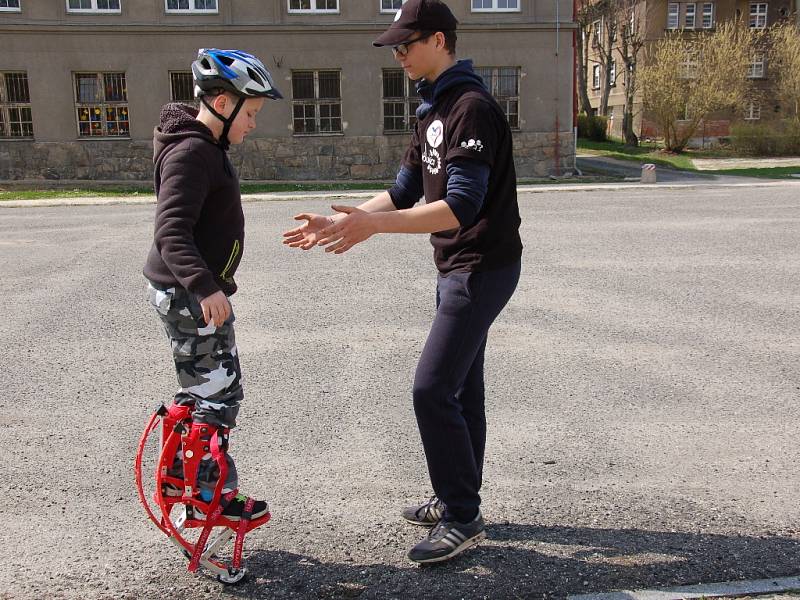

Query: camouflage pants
[147,282,241,493]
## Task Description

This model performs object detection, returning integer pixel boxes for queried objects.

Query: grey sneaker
[402,495,446,526]
[407,512,486,564]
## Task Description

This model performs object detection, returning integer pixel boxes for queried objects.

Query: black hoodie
[143,103,244,299]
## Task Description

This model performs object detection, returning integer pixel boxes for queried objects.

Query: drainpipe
[572,0,579,174]
[554,0,562,176]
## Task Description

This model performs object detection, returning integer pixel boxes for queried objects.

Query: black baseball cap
[373,0,459,47]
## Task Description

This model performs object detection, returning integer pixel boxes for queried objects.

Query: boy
[144,49,282,519]
[283,0,522,564]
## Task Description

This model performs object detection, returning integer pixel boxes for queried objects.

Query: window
[382,69,419,133]
[476,66,520,129]
[291,70,342,134]
[684,3,696,28]
[74,72,129,137]
[609,60,617,87]
[165,0,217,13]
[667,3,679,29]
[0,72,32,138]
[680,50,698,78]
[0,0,21,11]
[170,71,195,102]
[702,2,714,27]
[471,0,519,12]
[592,64,601,89]
[748,53,765,78]
[592,19,602,46]
[67,0,120,12]
[380,0,404,12]
[744,101,761,120]
[288,0,338,13]
[749,3,767,27]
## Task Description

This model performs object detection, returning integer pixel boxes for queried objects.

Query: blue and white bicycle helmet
[192,48,283,100]
[191,48,282,148]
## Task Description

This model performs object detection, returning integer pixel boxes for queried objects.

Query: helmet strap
[200,95,246,151]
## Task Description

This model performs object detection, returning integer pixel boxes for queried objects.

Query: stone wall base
[0,132,575,181]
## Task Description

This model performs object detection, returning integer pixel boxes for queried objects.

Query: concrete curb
[568,574,800,600]
[1,180,799,208]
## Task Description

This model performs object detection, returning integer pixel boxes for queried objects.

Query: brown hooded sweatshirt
[143,103,244,299]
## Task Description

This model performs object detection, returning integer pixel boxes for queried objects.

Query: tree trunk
[599,44,612,116]
[577,29,594,114]
[622,66,638,145]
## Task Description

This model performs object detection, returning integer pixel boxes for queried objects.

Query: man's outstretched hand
[315,205,376,254]
[282,213,334,250]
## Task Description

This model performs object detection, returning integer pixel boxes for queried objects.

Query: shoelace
[428,520,453,542]
[416,495,442,520]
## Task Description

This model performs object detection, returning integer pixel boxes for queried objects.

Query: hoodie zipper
[220,239,241,282]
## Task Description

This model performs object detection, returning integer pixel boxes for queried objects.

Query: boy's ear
[210,93,229,114]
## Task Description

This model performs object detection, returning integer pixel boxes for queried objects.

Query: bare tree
[639,21,762,152]
[593,0,619,116]
[614,0,648,145]
[768,19,800,121]
[576,0,599,115]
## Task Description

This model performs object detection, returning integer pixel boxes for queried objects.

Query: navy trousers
[413,260,521,523]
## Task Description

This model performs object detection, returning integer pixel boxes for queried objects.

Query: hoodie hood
[415,59,487,120]
[153,102,219,164]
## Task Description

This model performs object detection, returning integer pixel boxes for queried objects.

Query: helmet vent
[247,67,264,86]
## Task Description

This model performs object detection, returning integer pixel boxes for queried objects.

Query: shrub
[578,114,608,141]
[730,120,800,156]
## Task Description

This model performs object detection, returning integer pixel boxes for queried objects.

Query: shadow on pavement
[221,523,800,599]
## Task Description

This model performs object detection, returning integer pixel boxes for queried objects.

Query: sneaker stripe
[444,531,467,545]
[439,536,458,549]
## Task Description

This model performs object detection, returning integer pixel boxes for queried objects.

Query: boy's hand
[199,291,231,328]
[316,205,376,254]
[283,213,338,250]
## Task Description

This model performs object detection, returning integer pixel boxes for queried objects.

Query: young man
[144,49,282,519]
[283,0,522,563]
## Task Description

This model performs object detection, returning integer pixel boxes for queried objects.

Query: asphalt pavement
[1,183,799,599]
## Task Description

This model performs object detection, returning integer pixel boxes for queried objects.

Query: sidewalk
[692,156,800,170]
[2,179,800,208]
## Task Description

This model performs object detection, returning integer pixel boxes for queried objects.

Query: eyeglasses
[391,32,435,58]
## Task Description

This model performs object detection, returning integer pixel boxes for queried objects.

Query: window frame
[476,66,521,130]
[0,71,33,139]
[73,71,131,139]
[379,0,405,14]
[0,0,21,12]
[592,64,601,89]
[609,60,617,87]
[749,2,767,28]
[747,53,766,78]
[288,0,339,14]
[701,2,714,28]
[66,0,121,13]
[667,3,679,29]
[290,69,343,136]
[684,3,696,28]
[744,101,761,120]
[169,71,196,103]
[164,0,218,14]
[381,68,420,134]
[471,0,521,13]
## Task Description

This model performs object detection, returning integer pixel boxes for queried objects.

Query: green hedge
[577,114,608,142]
[730,120,800,156]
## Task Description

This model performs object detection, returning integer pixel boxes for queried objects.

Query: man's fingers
[293,213,313,222]
[282,227,305,238]
[316,232,342,247]
[325,239,349,253]
[331,204,355,214]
